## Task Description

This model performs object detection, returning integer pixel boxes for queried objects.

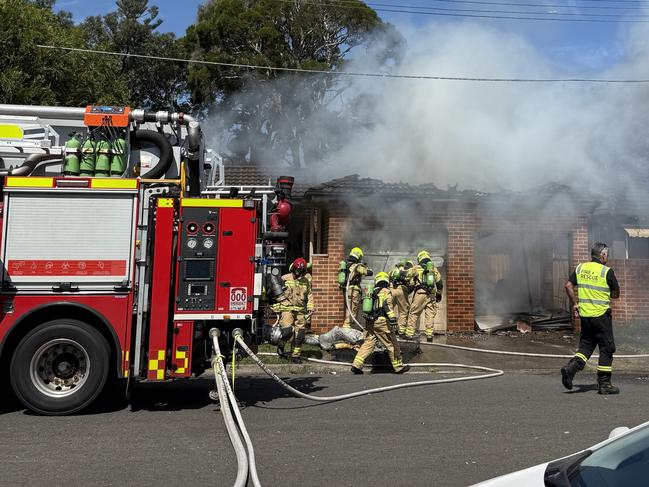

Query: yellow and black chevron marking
[148,350,166,380]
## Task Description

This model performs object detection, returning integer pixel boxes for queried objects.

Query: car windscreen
[570,424,649,486]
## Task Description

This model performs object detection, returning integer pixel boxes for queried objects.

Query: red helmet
[291,258,307,274]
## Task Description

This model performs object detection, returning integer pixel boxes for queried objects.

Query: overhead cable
[36,45,649,84]
[267,0,649,21]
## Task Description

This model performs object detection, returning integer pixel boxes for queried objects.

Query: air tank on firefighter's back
[362,285,374,314]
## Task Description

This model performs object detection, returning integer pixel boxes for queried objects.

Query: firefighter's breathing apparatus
[210,323,505,487]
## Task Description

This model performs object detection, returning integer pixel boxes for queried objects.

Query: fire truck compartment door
[2,192,137,290]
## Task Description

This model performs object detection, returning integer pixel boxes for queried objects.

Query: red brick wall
[309,200,600,334]
[610,259,649,324]
[571,216,590,270]
[310,203,480,333]
[570,217,591,331]
[311,210,346,333]
[445,206,478,331]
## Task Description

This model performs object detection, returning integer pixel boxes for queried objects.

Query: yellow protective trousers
[343,286,362,328]
[405,290,437,338]
[352,319,405,372]
[391,284,410,334]
[279,311,306,358]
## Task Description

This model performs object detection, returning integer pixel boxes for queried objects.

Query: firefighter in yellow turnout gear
[341,247,372,328]
[390,260,413,336]
[351,272,410,374]
[405,250,443,342]
[272,258,314,364]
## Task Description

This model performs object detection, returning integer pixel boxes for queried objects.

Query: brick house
[301,176,649,334]
[225,166,649,334]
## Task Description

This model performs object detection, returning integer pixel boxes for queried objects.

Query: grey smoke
[207,21,649,193]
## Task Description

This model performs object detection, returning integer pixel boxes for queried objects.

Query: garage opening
[346,226,448,332]
[474,231,571,332]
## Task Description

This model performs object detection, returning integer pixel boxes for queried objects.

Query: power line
[268,0,649,21]
[344,1,649,18]
[36,45,649,83]
[333,0,649,11]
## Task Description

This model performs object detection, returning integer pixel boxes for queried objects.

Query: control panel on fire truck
[177,207,218,310]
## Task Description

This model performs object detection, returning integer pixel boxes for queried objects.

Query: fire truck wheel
[10,319,110,415]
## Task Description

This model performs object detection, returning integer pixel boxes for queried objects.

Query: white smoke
[207,20,649,194]
[333,22,649,192]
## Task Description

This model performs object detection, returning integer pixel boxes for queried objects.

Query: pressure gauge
[203,238,214,249]
[187,238,198,249]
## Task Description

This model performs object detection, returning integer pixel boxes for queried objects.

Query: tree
[82,0,189,110]
[185,0,401,167]
[0,0,129,105]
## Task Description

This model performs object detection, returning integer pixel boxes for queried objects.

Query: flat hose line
[234,334,504,403]
[404,339,649,359]
[210,332,258,487]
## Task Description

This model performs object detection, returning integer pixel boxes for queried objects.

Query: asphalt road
[1,367,648,487]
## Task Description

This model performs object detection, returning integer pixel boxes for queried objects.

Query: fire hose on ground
[210,327,505,487]
[233,329,503,401]
[210,329,260,487]
[410,340,649,359]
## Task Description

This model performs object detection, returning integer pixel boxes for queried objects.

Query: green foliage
[0,0,186,109]
[0,0,129,105]
[185,0,400,166]
[82,0,189,110]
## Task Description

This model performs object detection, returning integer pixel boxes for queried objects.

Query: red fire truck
[0,104,293,415]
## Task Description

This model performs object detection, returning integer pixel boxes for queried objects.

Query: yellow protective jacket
[372,287,397,324]
[348,262,370,289]
[407,264,442,293]
[272,273,314,313]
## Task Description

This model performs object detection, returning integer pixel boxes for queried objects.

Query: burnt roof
[305,174,486,201]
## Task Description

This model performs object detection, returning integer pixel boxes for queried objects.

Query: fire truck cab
[0,104,293,415]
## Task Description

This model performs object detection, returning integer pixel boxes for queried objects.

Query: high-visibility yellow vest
[576,261,611,317]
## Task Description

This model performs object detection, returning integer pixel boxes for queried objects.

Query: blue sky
[54,0,631,74]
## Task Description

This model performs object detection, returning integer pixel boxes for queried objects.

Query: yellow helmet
[374,271,390,288]
[349,247,364,260]
[417,250,431,264]
[405,259,414,269]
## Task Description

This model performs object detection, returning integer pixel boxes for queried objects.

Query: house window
[624,228,649,259]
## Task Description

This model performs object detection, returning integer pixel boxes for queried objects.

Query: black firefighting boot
[394,364,411,374]
[597,373,620,395]
[351,366,363,375]
[561,358,581,390]
[291,356,302,364]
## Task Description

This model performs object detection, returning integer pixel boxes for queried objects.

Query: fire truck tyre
[10,320,110,415]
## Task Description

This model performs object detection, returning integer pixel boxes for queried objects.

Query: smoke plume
[209,21,649,193]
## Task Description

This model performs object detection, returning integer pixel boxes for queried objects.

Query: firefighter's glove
[366,269,374,277]
[436,292,442,303]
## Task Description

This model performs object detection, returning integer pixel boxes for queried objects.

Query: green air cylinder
[63,135,81,176]
[94,140,111,177]
[362,284,374,314]
[337,261,347,287]
[80,139,96,176]
[110,137,126,177]
[425,261,435,287]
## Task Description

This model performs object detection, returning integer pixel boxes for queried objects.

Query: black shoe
[561,366,574,390]
[291,357,302,364]
[598,383,620,395]
[394,364,411,374]
[426,336,433,343]
[351,366,363,375]
[277,346,289,359]
[561,360,580,390]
